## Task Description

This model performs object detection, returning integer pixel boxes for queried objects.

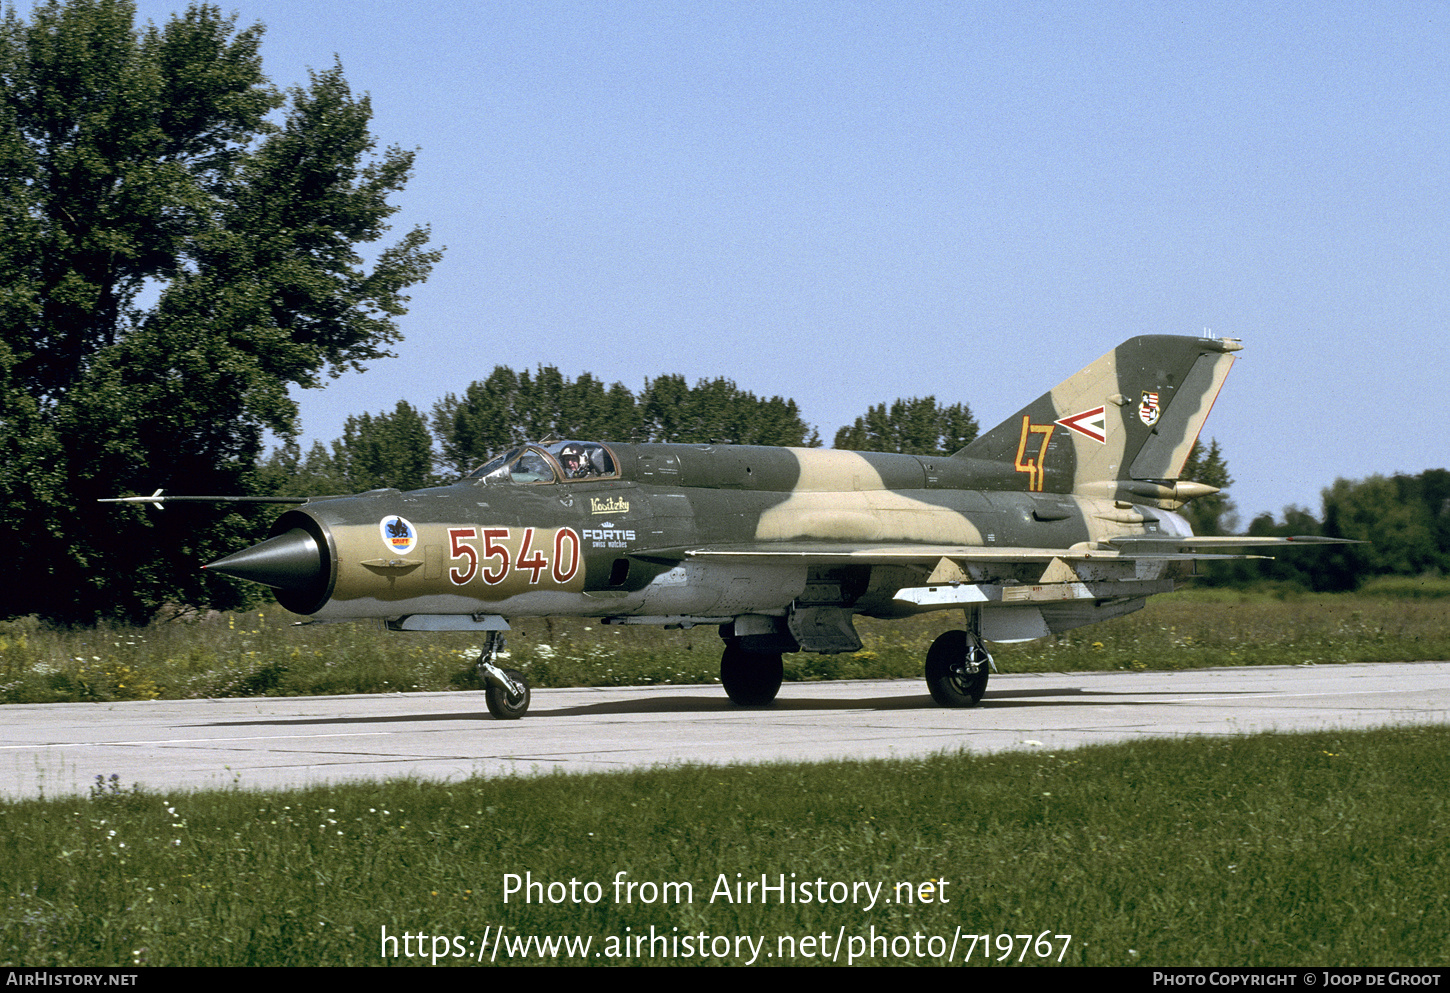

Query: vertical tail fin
[957,335,1240,497]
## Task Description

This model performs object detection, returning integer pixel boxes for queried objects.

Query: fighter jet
[110,335,1346,718]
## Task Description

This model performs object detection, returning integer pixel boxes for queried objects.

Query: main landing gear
[719,641,784,706]
[477,631,531,719]
[713,609,993,709]
[924,614,993,707]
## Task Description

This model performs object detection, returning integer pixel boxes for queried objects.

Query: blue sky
[121,0,1450,523]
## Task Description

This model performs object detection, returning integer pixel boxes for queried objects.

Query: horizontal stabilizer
[1105,535,1360,552]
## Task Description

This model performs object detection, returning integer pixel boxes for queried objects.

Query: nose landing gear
[477,631,530,719]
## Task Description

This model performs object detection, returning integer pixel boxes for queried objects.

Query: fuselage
[237,441,1189,627]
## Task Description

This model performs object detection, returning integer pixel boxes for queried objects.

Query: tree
[431,366,645,475]
[832,396,979,456]
[330,400,436,492]
[254,438,349,498]
[1319,472,1450,589]
[260,402,439,495]
[1179,438,1236,536]
[638,374,817,447]
[1191,467,1450,591]
[0,1,440,622]
[432,367,818,476]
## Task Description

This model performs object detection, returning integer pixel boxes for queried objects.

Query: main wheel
[924,630,989,707]
[720,643,784,706]
[485,669,531,719]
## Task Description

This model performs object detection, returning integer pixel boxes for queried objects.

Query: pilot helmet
[557,443,585,472]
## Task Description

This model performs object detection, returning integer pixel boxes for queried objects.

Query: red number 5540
[447,527,579,586]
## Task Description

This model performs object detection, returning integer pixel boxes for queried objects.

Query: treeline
[256,365,981,495]
[1206,470,1450,591]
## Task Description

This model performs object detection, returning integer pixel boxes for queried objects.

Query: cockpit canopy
[467,441,619,485]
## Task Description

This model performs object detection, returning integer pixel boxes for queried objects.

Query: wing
[671,534,1352,565]
[677,542,1081,564]
[663,535,1357,613]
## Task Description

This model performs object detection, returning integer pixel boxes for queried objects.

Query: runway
[3,661,1448,799]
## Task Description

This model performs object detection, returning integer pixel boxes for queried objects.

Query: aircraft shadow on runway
[182,685,1261,727]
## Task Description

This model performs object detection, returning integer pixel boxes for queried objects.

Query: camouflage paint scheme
[200,335,1342,715]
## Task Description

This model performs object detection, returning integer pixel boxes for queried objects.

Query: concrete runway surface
[3,661,1448,799]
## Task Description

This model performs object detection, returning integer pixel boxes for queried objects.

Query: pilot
[557,444,593,479]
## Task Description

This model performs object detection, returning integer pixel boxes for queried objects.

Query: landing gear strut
[477,630,530,719]
[720,641,784,706]
[924,617,992,707]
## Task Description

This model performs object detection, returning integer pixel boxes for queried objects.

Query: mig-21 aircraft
[107,334,1347,718]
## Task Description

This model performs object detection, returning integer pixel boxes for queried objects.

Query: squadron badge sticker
[380,516,417,555]
[1138,391,1161,426]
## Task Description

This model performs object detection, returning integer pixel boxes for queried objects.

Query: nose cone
[206,528,323,592]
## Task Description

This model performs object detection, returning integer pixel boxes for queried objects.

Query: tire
[924,630,989,707]
[485,669,531,719]
[720,643,784,706]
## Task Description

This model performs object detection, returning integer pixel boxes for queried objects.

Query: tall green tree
[638,374,817,448]
[330,400,436,492]
[432,367,817,476]
[431,366,644,475]
[832,396,978,457]
[254,438,349,499]
[431,366,523,476]
[1179,438,1236,536]
[0,1,440,622]
[1319,471,1450,589]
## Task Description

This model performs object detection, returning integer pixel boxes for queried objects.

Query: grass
[1,584,1447,705]
[2,726,1447,966]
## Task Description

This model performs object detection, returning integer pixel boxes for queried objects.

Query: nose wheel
[477,631,530,719]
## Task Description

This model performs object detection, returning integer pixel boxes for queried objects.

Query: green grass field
[1,580,1448,705]
[2,725,1447,967]
[2,582,1446,966]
